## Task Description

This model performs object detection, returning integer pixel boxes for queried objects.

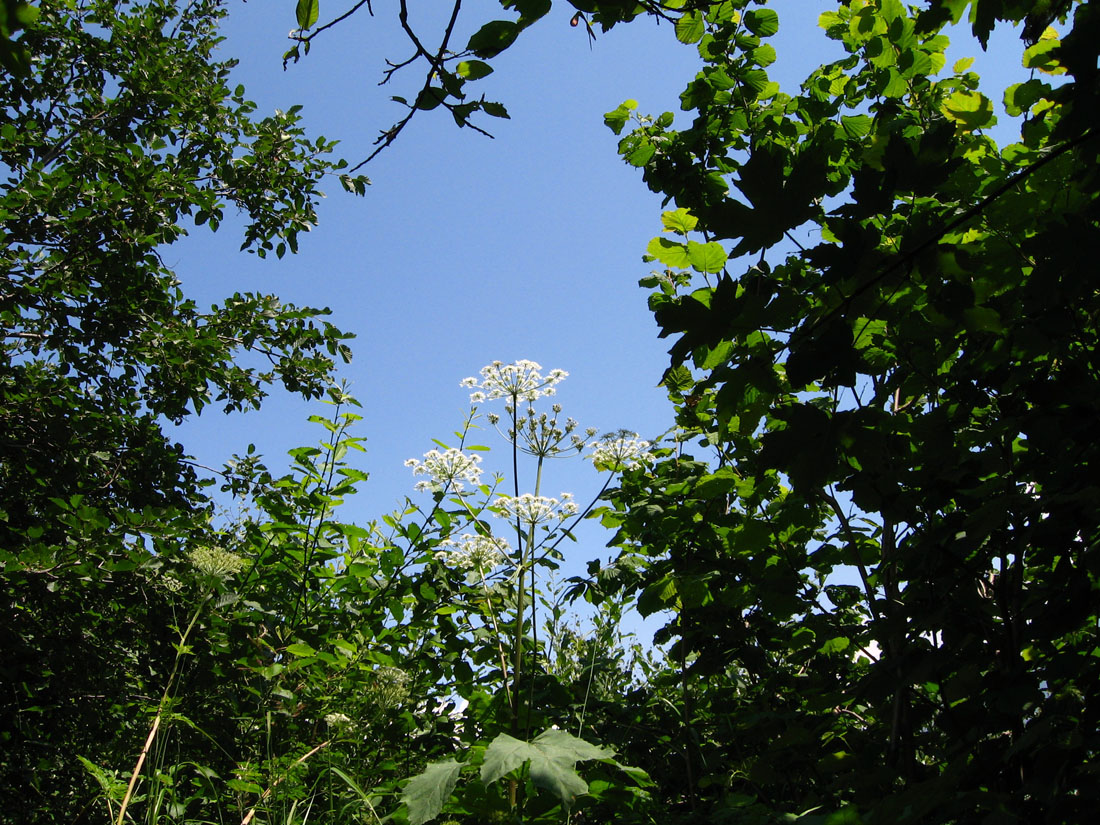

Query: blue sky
[169,1,1034,602]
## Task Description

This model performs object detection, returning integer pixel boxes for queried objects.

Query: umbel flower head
[494,493,578,526]
[324,712,355,731]
[368,666,410,710]
[405,448,482,493]
[188,546,246,579]
[511,404,598,458]
[434,533,509,572]
[461,360,568,404]
[587,431,654,472]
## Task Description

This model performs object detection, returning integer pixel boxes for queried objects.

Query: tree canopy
[2,1,1098,824]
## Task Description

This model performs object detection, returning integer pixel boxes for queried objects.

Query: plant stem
[115,592,210,825]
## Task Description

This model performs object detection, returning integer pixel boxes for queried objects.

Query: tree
[585,1,1100,822]
[0,0,366,817]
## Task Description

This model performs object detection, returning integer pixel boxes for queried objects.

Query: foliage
[0,0,366,819]
[0,0,36,74]
[6,1,1100,824]
[376,362,654,824]
[585,0,1100,822]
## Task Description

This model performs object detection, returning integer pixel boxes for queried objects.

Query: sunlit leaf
[402,760,462,825]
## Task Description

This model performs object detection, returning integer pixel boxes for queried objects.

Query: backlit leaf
[402,760,462,825]
[675,11,704,44]
[295,0,319,30]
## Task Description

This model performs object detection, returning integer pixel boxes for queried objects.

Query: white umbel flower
[463,360,568,403]
[434,533,509,571]
[369,666,410,709]
[406,448,482,493]
[587,432,654,472]
[494,493,577,526]
[188,546,246,578]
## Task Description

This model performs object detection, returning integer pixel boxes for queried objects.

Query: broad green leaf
[285,642,316,657]
[941,90,995,130]
[879,0,905,23]
[481,733,533,786]
[467,20,520,59]
[532,727,615,762]
[686,240,727,273]
[481,101,510,118]
[415,88,447,111]
[661,208,698,234]
[482,729,614,808]
[639,574,678,616]
[529,756,587,806]
[295,0,319,30]
[660,364,694,394]
[695,467,739,497]
[676,11,705,44]
[840,114,873,139]
[1022,31,1065,75]
[820,637,851,655]
[752,43,777,67]
[953,56,974,73]
[456,60,493,80]
[603,99,637,135]
[743,8,779,37]
[646,237,691,269]
[1003,79,1048,116]
[880,68,908,98]
[402,759,462,825]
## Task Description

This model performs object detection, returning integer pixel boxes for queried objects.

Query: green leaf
[480,733,533,785]
[604,99,638,135]
[662,207,698,234]
[402,759,462,825]
[676,11,705,44]
[456,60,494,80]
[481,730,614,808]
[467,20,520,59]
[285,642,316,657]
[295,0,319,30]
[743,8,779,37]
[941,90,995,130]
[1003,79,1048,117]
[415,88,447,111]
[660,364,694,395]
[1022,31,1065,75]
[481,101,510,119]
[840,114,873,138]
[646,237,691,268]
[687,240,727,273]
[820,637,851,655]
[695,467,739,498]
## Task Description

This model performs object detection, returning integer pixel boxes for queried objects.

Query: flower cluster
[494,492,578,526]
[405,448,482,493]
[368,666,410,710]
[434,533,509,572]
[587,432,654,472]
[461,360,568,404]
[324,712,355,731]
[188,546,246,579]
[507,403,599,458]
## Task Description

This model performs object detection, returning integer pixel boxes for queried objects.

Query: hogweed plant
[383,360,655,824]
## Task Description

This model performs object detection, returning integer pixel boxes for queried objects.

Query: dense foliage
[0,0,365,818]
[2,1,1098,824]
[591,0,1100,822]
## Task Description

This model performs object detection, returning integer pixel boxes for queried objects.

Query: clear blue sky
[169,1,1033,600]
